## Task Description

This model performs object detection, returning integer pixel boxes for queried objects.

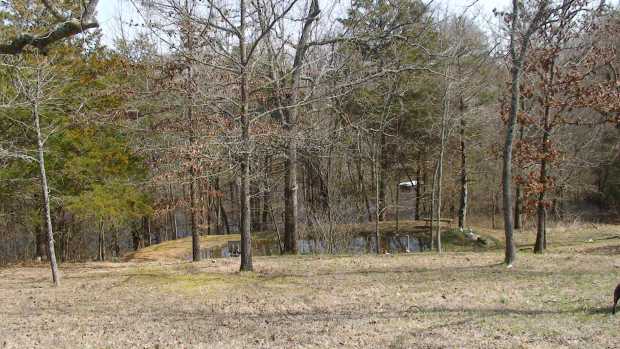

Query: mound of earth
[124,234,241,262]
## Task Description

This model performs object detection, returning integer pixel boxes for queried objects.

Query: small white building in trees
[398,180,417,191]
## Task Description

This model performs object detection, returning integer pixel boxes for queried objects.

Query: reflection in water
[199,233,430,259]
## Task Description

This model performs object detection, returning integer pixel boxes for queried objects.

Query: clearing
[1,223,619,348]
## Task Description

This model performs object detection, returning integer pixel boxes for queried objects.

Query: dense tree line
[1,0,619,284]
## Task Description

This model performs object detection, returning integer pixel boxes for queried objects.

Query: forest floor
[1,223,620,348]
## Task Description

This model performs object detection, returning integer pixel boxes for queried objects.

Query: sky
[95,0,511,47]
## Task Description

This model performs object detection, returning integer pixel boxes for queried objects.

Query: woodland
[0,0,620,347]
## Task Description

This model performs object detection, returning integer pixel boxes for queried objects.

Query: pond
[198,232,431,259]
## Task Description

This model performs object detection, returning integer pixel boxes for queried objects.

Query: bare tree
[1,56,62,285]
[281,0,321,255]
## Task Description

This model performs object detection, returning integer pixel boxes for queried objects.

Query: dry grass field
[1,223,619,348]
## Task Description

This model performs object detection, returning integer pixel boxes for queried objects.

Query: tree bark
[514,125,524,230]
[421,159,428,218]
[169,183,178,240]
[378,133,387,221]
[415,163,421,221]
[434,71,451,253]
[182,3,200,261]
[502,0,524,266]
[283,0,320,254]
[188,90,200,262]
[262,157,271,232]
[356,149,373,222]
[35,222,47,260]
[374,140,381,254]
[534,86,552,254]
[239,0,253,271]
[458,97,468,231]
[98,221,105,261]
[34,100,60,286]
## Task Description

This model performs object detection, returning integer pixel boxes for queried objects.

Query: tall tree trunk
[395,180,400,234]
[514,126,524,230]
[374,140,381,254]
[262,157,271,232]
[283,132,298,254]
[98,221,105,261]
[458,100,468,230]
[430,160,437,251]
[434,72,451,253]
[502,0,524,266]
[168,183,178,240]
[283,0,319,254]
[112,230,120,258]
[534,94,552,254]
[514,183,522,230]
[534,180,547,254]
[378,133,387,221]
[207,184,212,236]
[34,101,60,286]
[239,0,252,271]
[215,177,221,234]
[356,152,373,222]
[183,5,200,261]
[35,222,46,260]
[415,164,421,221]
[221,201,231,235]
[189,156,200,261]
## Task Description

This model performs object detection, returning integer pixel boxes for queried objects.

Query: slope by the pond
[124,220,498,262]
[123,234,242,262]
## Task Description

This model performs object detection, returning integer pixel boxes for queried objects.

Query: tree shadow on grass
[586,306,614,315]
[256,262,506,279]
[156,303,606,328]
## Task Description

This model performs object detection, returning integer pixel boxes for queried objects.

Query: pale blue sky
[95,0,511,47]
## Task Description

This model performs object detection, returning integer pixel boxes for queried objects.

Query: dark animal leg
[613,283,620,315]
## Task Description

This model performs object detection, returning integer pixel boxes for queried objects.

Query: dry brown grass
[480,222,620,251]
[1,224,620,348]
